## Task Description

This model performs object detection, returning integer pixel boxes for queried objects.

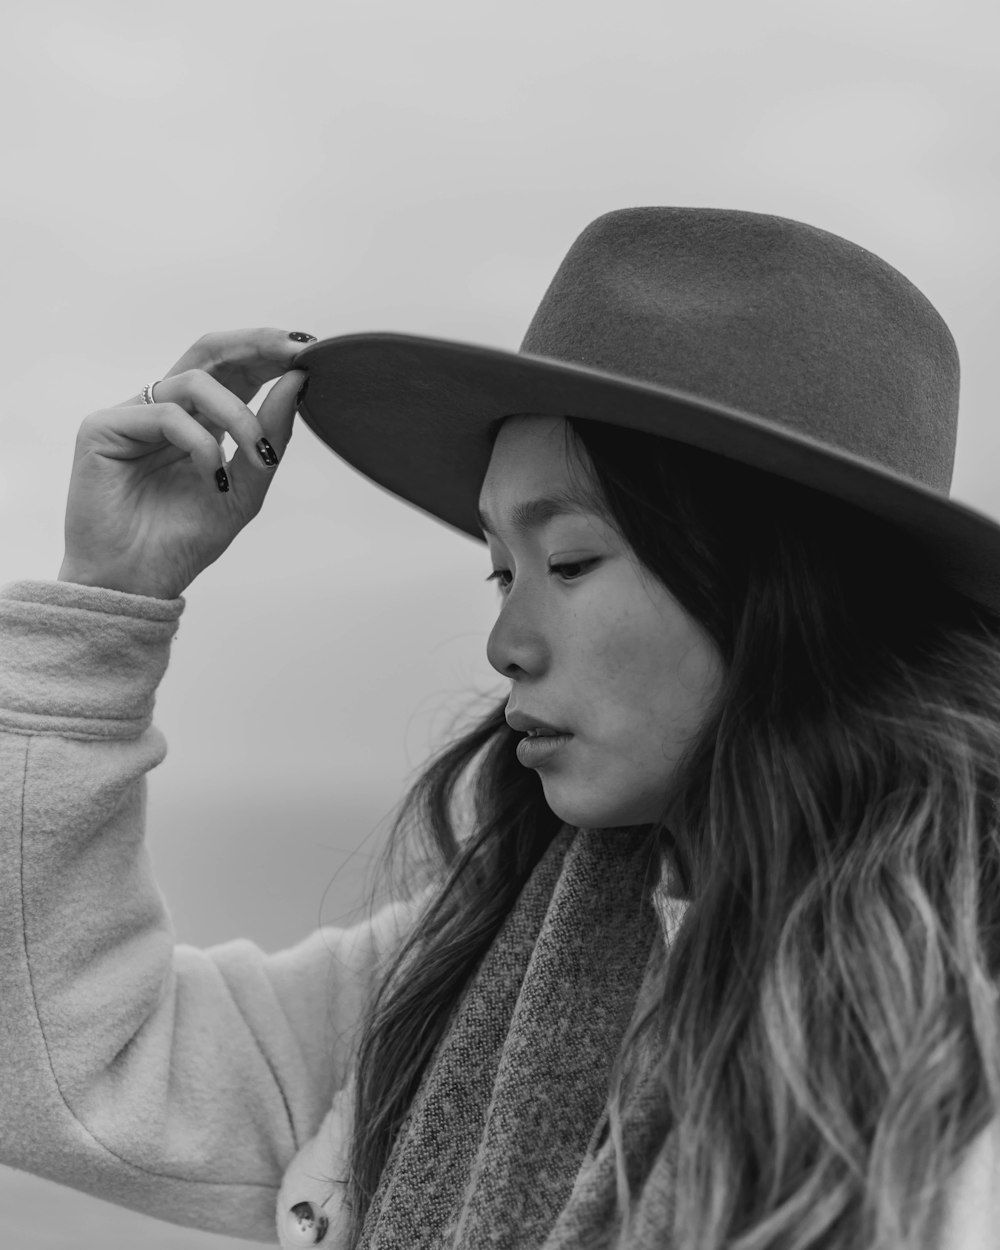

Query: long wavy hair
[341,414,1000,1249]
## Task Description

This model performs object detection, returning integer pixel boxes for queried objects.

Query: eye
[549,559,599,582]
[485,559,599,594]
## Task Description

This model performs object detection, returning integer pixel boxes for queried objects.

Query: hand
[58,329,311,599]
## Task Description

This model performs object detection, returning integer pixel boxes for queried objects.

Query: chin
[539,781,658,830]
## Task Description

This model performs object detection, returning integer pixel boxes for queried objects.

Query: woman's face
[479,415,723,829]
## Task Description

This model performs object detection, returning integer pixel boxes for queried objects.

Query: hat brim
[294,332,1000,615]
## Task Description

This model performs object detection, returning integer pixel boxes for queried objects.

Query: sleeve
[0,579,430,1243]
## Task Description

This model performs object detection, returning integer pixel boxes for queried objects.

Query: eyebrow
[476,491,594,537]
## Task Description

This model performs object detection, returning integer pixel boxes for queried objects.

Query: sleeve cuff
[0,580,186,738]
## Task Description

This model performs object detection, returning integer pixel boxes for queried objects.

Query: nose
[486,587,548,678]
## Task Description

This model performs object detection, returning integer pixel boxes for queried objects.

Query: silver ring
[141,381,159,405]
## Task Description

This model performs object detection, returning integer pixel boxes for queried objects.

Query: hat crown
[520,207,960,494]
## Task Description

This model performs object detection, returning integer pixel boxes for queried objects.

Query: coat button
[286,1200,330,1245]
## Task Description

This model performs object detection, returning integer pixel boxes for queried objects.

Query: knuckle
[160,400,189,423]
[77,411,105,440]
[187,333,229,373]
[177,367,211,390]
[193,331,226,355]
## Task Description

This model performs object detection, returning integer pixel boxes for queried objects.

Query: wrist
[57,560,183,600]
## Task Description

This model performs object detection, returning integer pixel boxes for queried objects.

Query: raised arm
[0,331,429,1242]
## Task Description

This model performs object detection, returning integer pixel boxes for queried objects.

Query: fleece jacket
[0,578,430,1245]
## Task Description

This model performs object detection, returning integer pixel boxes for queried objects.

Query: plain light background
[1,0,998,1245]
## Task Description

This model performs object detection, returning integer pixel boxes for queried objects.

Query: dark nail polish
[289,1201,328,1243]
[256,438,278,467]
[216,467,230,492]
[289,331,317,343]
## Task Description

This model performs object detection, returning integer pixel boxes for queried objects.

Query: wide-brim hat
[294,206,1000,616]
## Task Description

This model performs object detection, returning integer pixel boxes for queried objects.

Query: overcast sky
[1,3,998,1240]
[2,0,999,931]
[4,0,999,938]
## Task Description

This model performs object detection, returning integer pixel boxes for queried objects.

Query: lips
[505,710,571,737]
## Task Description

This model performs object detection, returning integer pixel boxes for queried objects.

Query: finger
[227,369,305,486]
[163,328,314,391]
[93,402,227,486]
[258,369,306,451]
[146,370,280,478]
[115,329,317,408]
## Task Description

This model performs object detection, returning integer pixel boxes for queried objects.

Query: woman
[1,206,999,1250]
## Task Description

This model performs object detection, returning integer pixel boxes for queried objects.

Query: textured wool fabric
[519,208,958,489]
[356,823,667,1250]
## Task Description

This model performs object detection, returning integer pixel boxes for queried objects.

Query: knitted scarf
[356,824,685,1250]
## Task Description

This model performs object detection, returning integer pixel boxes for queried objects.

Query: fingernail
[256,438,278,467]
[216,467,230,493]
[289,331,317,343]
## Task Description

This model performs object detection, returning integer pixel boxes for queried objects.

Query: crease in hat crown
[519,207,960,495]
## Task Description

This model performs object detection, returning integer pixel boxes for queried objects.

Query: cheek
[590,614,718,740]
[570,631,664,742]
